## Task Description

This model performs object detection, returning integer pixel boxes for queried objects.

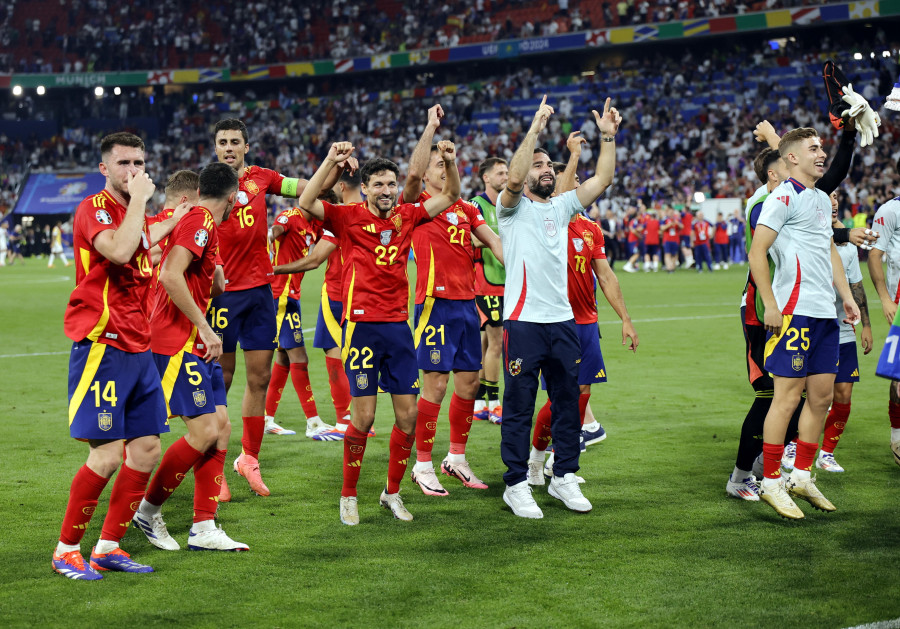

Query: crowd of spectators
[2,0,816,74]
[2,36,899,235]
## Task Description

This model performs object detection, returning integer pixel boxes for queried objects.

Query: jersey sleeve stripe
[67,342,107,424]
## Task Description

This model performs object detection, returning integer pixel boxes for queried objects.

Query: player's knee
[127,439,161,472]
[191,420,219,452]
[246,368,271,393]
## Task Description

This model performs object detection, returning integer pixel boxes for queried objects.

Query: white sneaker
[187,525,249,551]
[527,458,546,486]
[725,475,760,501]
[543,450,555,478]
[786,474,835,512]
[722,263,729,270]
[548,473,592,512]
[503,480,543,519]
[340,496,359,526]
[379,490,413,521]
[782,441,797,471]
[759,477,804,519]
[132,509,180,550]
[264,416,296,435]
[712,263,720,270]
[891,440,900,467]
[623,263,635,273]
[306,417,340,440]
[815,452,845,473]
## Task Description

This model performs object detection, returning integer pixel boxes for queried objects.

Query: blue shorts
[68,340,169,441]
[154,352,227,418]
[764,315,839,377]
[835,341,860,383]
[275,296,305,349]
[414,298,482,372]
[680,235,690,248]
[541,322,606,388]
[645,243,660,257]
[663,241,679,256]
[342,321,420,397]
[626,241,639,257]
[209,284,277,353]
[313,285,343,350]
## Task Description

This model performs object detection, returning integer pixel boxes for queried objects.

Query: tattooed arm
[850,280,873,354]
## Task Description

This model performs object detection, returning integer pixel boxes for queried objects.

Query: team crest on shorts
[573,238,584,252]
[430,348,441,364]
[237,191,249,205]
[582,231,594,248]
[447,212,458,226]
[356,373,369,390]
[508,357,523,376]
[245,180,259,194]
[194,229,209,247]
[791,354,804,372]
[544,218,557,237]
[193,390,207,407]
[293,330,303,343]
[380,230,393,246]
[98,412,113,431]
[95,209,112,224]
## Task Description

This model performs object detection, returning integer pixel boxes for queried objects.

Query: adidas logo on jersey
[362,224,377,233]
[776,196,790,207]
[875,217,885,226]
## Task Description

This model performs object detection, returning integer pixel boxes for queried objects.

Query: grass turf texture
[0,260,898,628]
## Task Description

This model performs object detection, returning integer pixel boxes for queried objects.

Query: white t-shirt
[872,197,900,303]
[835,242,862,344]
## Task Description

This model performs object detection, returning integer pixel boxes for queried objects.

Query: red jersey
[150,207,220,357]
[320,228,344,301]
[146,207,174,303]
[680,210,693,237]
[693,220,713,243]
[322,200,431,322]
[714,221,730,245]
[627,217,643,243]
[64,189,155,352]
[661,216,680,244]
[411,191,486,303]
[271,208,319,300]
[567,216,607,324]
[217,165,296,292]
[644,216,660,245]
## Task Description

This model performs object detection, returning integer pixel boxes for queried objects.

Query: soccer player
[132,162,248,552]
[471,157,509,424]
[53,132,173,580]
[47,221,69,267]
[498,95,620,519]
[402,114,505,497]
[146,171,201,268]
[642,209,660,272]
[208,118,338,497]
[263,203,337,439]
[0,223,7,266]
[661,208,680,273]
[680,208,694,269]
[299,140,461,525]
[692,211,714,272]
[866,159,900,465]
[713,213,730,270]
[749,127,860,520]
[621,207,644,272]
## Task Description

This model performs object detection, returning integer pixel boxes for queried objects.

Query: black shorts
[475,294,504,330]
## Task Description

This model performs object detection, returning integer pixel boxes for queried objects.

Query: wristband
[506,185,524,194]
[601,136,615,142]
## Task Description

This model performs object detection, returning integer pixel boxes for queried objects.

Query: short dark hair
[533,147,551,158]
[214,118,249,143]
[164,170,200,198]
[753,148,781,185]
[340,169,361,189]
[552,162,567,175]
[318,188,340,204]
[360,158,400,186]
[478,157,507,182]
[198,162,239,199]
[100,132,144,159]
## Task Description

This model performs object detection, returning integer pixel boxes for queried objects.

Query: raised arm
[500,95,554,210]
[422,140,460,217]
[148,201,192,247]
[576,97,621,208]
[555,131,586,195]
[159,245,222,362]
[93,172,156,265]
[403,104,444,203]
[273,239,337,275]
[473,223,504,266]
[297,142,355,221]
[753,120,781,149]
[817,123,858,195]
[592,257,638,352]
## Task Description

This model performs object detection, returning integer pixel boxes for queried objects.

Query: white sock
[731,466,751,483]
[191,519,216,534]
[139,498,161,516]
[94,539,119,554]
[583,420,600,432]
[529,447,546,462]
[264,415,275,424]
[488,399,500,409]
[761,476,781,489]
[474,399,487,413]
[445,452,465,464]
[412,460,433,473]
[306,416,321,427]
[56,541,80,554]
[791,468,811,482]
[891,427,900,442]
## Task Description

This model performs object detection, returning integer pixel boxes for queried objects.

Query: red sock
[241,416,265,459]
[448,393,474,455]
[793,439,818,472]
[386,426,415,494]
[415,397,441,462]
[265,362,290,417]
[762,442,783,479]
[821,402,850,454]
[889,401,900,429]
[341,424,368,497]
[192,448,226,523]
[290,363,320,419]
[578,393,591,426]
[532,399,553,450]
[145,437,204,506]
[326,356,352,423]
[59,465,110,545]
[100,464,151,543]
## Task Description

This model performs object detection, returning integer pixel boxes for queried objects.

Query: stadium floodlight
[884,51,892,58]
[854,52,863,60]
[12,85,22,96]
[94,86,104,97]
[114,86,121,95]
[36,86,45,95]
[694,192,706,204]
[871,52,876,59]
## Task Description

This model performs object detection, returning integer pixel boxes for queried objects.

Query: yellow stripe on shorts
[321,282,342,347]
[274,282,291,343]
[68,342,107,425]
[763,314,793,363]
[341,320,356,365]
[160,350,186,419]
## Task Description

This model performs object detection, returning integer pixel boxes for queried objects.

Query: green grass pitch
[0,260,897,628]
